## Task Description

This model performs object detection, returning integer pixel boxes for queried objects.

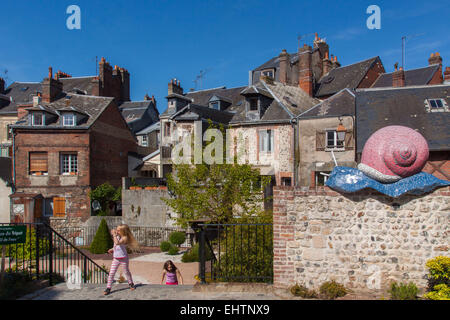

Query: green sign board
[0,226,27,245]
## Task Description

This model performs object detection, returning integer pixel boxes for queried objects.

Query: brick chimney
[168,78,183,95]
[278,49,290,84]
[429,52,443,66]
[332,55,341,69]
[54,70,72,79]
[428,53,443,84]
[392,66,405,87]
[99,57,113,96]
[298,44,313,96]
[42,67,63,103]
[117,67,130,102]
[322,52,333,75]
[444,67,450,84]
[0,77,5,94]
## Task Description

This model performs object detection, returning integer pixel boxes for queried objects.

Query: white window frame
[60,153,78,175]
[210,101,220,110]
[259,129,274,153]
[426,98,448,112]
[141,135,148,147]
[62,113,76,126]
[32,112,44,126]
[262,69,274,78]
[315,171,331,186]
[325,130,344,150]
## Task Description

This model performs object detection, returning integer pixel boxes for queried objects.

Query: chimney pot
[48,67,53,79]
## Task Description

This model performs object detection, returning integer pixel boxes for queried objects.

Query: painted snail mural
[326,125,450,197]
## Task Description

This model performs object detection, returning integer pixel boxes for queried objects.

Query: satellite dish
[92,200,101,211]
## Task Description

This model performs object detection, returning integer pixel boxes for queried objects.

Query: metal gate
[0,222,108,285]
[197,223,273,284]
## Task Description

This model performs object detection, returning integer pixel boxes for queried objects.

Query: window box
[35,171,42,176]
[70,172,77,176]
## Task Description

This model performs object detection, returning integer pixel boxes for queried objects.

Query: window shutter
[316,131,325,151]
[344,130,354,150]
[29,152,48,173]
[53,197,66,217]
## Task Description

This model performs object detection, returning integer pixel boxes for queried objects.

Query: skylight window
[425,99,448,113]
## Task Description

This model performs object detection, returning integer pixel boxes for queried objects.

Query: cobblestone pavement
[19,283,285,300]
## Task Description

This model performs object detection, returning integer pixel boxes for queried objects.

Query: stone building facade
[273,186,450,293]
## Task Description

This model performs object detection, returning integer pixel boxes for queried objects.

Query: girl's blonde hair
[117,224,140,252]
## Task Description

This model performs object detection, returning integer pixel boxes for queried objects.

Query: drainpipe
[10,128,16,222]
[290,118,298,186]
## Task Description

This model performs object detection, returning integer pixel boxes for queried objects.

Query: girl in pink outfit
[104,225,139,295]
[161,260,184,285]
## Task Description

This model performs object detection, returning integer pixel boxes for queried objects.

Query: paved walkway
[19,283,283,300]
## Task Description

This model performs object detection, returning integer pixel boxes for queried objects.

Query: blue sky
[1,0,449,113]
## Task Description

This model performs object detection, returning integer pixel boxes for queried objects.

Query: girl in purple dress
[161,260,184,285]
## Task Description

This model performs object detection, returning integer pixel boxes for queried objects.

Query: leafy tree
[89,219,113,254]
[89,183,121,216]
[162,122,270,228]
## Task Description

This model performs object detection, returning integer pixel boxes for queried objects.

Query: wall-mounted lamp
[336,116,347,142]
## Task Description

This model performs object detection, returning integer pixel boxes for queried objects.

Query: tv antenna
[193,69,210,90]
[297,33,315,50]
[401,33,425,70]
[1,69,9,85]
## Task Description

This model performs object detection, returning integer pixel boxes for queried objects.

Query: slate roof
[171,104,235,124]
[1,76,96,114]
[316,57,381,97]
[371,64,441,88]
[0,157,12,183]
[356,84,450,153]
[185,86,246,107]
[298,88,355,118]
[10,94,115,129]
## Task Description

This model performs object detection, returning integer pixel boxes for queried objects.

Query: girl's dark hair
[163,260,177,272]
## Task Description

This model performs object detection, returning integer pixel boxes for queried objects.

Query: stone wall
[273,185,450,293]
[122,189,176,227]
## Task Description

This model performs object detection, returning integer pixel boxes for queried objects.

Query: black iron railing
[197,223,273,284]
[50,225,191,248]
[0,223,109,285]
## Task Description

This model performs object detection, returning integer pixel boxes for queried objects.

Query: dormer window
[262,69,274,78]
[63,113,76,126]
[249,98,258,111]
[32,112,44,126]
[210,101,220,110]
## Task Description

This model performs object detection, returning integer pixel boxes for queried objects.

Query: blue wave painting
[325,166,450,198]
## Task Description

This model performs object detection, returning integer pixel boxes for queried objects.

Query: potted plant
[70,171,77,176]
[35,171,42,176]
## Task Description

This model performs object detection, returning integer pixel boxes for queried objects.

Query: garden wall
[121,188,176,227]
[273,186,450,293]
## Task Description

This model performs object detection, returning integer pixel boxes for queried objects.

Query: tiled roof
[1,76,96,113]
[316,57,380,97]
[171,104,235,124]
[119,100,160,134]
[299,88,355,118]
[10,94,115,129]
[371,64,441,88]
[356,84,450,153]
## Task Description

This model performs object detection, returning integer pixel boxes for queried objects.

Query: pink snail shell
[358,126,429,183]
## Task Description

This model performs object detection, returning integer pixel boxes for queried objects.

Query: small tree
[162,122,270,227]
[89,219,113,254]
[89,183,121,216]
